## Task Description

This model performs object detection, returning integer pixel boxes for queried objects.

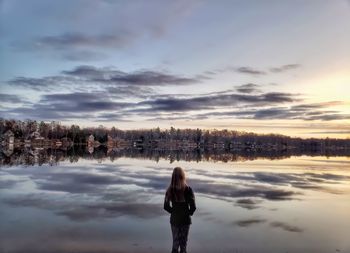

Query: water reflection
[1,145,350,166]
[0,155,350,252]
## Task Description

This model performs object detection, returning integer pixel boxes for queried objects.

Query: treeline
[1,118,350,150]
[3,146,350,167]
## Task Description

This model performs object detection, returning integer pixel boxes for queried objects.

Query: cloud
[235,198,262,210]
[0,179,20,189]
[57,202,164,221]
[270,221,303,233]
[192,182,297,201]
[235,83,261,94]
[3,193,164,221]
[35,32,132,50]
[183,101,349,121]
[12,33,116,61]
[63,65,199,86]
[9,0,199,63]
[240,172,348,194]
[214,63,301,76]
[3,66,348,122]
[1,92,134,120]
[236,67,266,75]
[6,87,347,122]
[61,50,107,61]
[136,92,297,112]
[0,93,23,103]
[270,64,301,73]
[2,162,301,204]
[306,130,350,135]
[4,90,347,122]
[106,86,155,99]
[7,76,81,92]
[234,218,266,227]
[3,162,349,230]
[7,66,199,93]
[303,173,350,181]
[3,72,301,121]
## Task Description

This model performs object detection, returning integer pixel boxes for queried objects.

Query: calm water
[1,155,350,253]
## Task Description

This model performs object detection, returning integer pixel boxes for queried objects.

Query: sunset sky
[0,0,349,138]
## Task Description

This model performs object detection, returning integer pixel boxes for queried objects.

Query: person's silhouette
[164,167,196,253]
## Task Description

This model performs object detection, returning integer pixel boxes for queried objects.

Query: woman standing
[164,167,196,253]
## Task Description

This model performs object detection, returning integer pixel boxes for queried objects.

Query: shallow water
[1,155,350,253]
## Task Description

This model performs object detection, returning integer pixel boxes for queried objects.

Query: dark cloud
[2,163,301,203]
[39,93,132,112]
[57,202,164,221]
[35,32,132,50]
[6,86,347,123]
[193,182,297,201]
[61,50,107,61]
[234,218,267,227]
[235,198,262,210]
[9,1,199,63]
[7,66,199,93]
[236,67,266,75]
[2,68,348,122]
[291,101,343,111]
[63,65,199,86]
[192,170,349,194]
[203,70,217,76]
[235,83,261,94]
[0,93,23,103]
[0,179,20,189]
[240,172,348,194]
[11,33,135,61]
[4,79,300,120]
[303,173,350,181]
[7,76,80,91]
[5,64,347,123]
[270,64,301,73]
[106,86,155,99]
[183,101,349,121]
[62,65,120,78]
[1,92,133,121]
[137,92,296,112]
[303,114,350,121]
[215,64,300,76]
[253,108,300,119]
[3,162,349,228]
[270,221,303,233]
[3,193,164,221]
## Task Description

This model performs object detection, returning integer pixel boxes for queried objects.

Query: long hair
[166,167,187,202]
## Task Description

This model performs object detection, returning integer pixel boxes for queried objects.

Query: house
[87,134,95,146]
[30,131,44,140]
[107,135,115,147]
[4,130,15,144]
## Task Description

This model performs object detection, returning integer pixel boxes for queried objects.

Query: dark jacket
[164,185,196,226]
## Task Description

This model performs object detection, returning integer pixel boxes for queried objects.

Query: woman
[164,167,196,253]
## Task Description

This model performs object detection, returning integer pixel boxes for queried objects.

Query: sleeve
[163,194,173,214]
[187,187,196,216]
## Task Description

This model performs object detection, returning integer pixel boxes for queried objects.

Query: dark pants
[171,224,190,253]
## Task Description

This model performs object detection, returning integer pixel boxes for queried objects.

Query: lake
[1,153,350,253]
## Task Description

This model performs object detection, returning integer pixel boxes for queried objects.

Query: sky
[0,0,349,138]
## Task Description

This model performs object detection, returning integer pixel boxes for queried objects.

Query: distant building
[87,134,95,146]
[4,130,15,144]
[107,135,115,147]
[30,131,44,140]
[3,130,14,157]
[88,146,94,154]
[3,148,14,157]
